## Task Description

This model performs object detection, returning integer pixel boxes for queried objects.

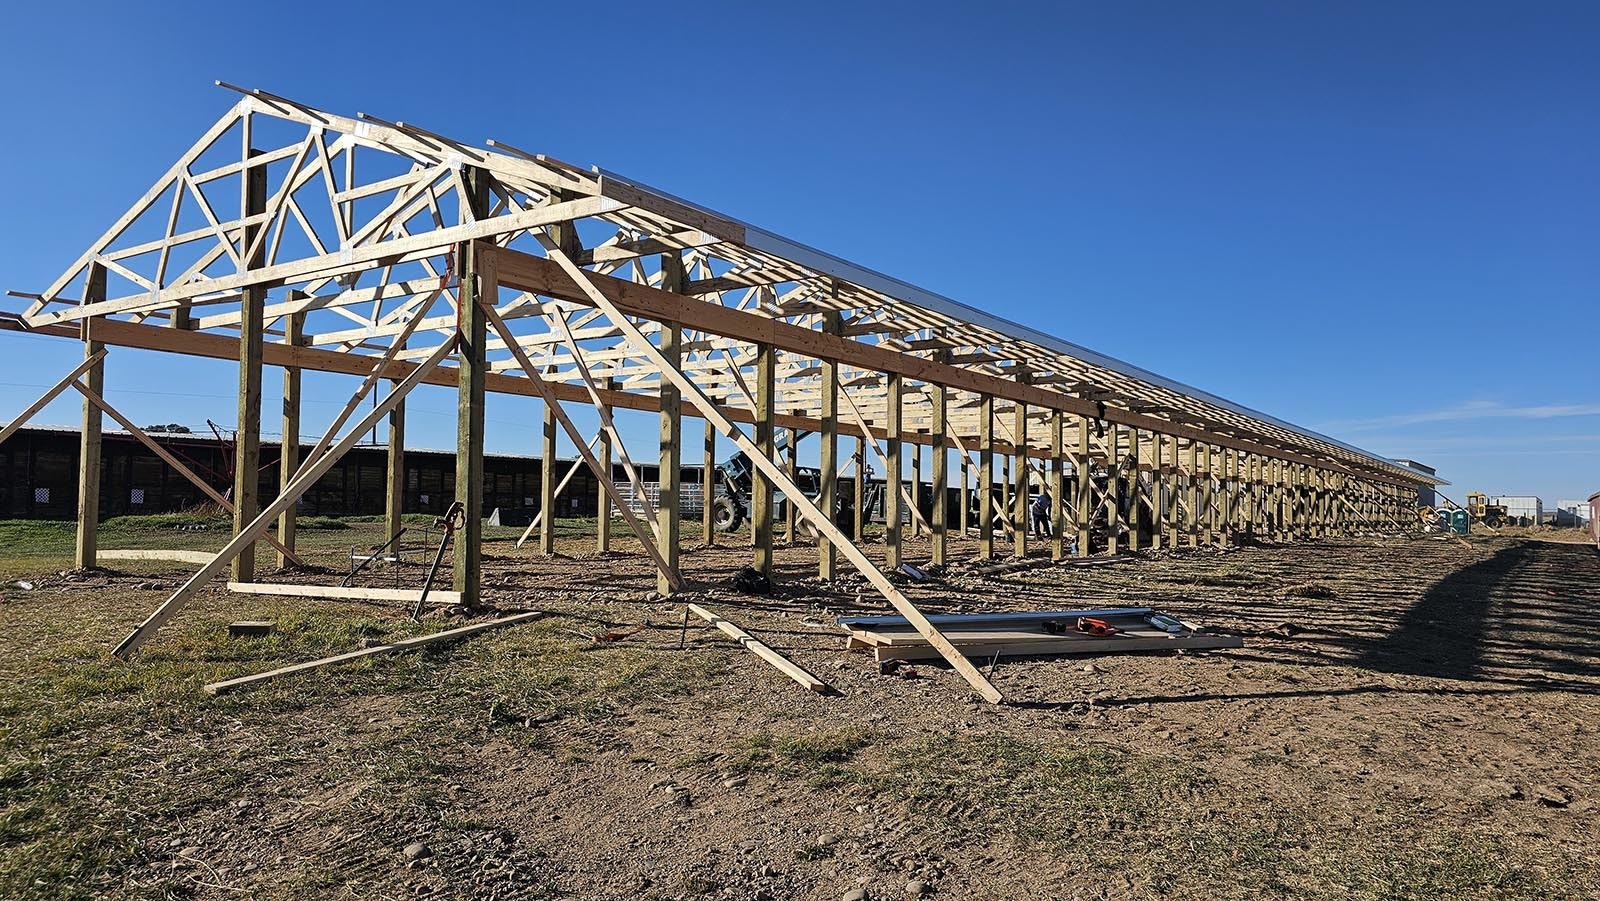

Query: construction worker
[1031,489,1053,538]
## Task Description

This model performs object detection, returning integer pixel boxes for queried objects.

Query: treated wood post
[703,419,716,548]
[1149,432,1164,551]
[74,266,106,570]
[1012,399,1028,558]
[785,426,799,542]
[232,150,267,584]
[454,172,492,607]
[1105,425,1123,555]
[657,254,685,595]
[752,342,776,576]
[539,401,557,555]
[911,441,923,540]
[1187,440,1201,547]
[978,394,995,559]
[385,361,406,550]
[1166,435,1181,547]
[1075,415,1093,557]
[959,451,971,539]
[853,436,866,544]
[1128,427,1144,552]
[277,306,304,569]
[1050,410,1066,561]
[597,416,613,553]
[885,372,903,570]
[819,312,841,577]
[930,377,949,566]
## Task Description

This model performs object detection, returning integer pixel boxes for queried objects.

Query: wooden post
[232,150,267,584]
[385,364,406,550]
[911,441,923,540]
[657,253,685,595]
[1165,435,1180,548]
[819,313,840,577]
[752,341,776,577]
[1012,400,1028,558]
[978,394,995,559]
[853,436,867,543]
[1075,415,1092,557]
[959,448,971,539]
[1050,410,1066,561]
[539,401,557,554]
[1128,427,1144,552]
[597,416,613,553]
[454,171,492,607]
[930,378,948,566]
[884,372,903,570]
[785,426,799,542]
[1186,440,1201,547]
[1148,432,1164,551]
[702,419,716,548]
[74,266,106,570]
[1105,425,1122,555]
[277,307,303,569]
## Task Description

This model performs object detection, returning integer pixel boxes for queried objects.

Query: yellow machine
[1465,492,1509,528]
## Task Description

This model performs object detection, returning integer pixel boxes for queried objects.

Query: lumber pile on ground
[838,608,1242,662]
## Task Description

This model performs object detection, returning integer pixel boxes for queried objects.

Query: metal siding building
[1490,495,1543,526]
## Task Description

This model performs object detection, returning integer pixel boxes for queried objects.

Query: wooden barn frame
[2,84,1442,703]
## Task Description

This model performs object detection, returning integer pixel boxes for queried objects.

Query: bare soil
[1,522,1597,900]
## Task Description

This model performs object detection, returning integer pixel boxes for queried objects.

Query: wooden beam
[278,306,304,568]
[385,346,406,551]
[930,370,949,566]
[454,168,492,607]
[226,582,463,604]
[688,603,829,694]
[885,371,903,570]
[702,419,716,547]
[75,269,107,570]
[979,395,995,560]
[1012,398,1028,558]
[819,310,840,578]
[853,436,866,543]
[233,151,267,583]
[100,549,217,565]
[1050,409,1065,561]
[204,611,543,695]
[753,341,776,577]
[1076,414,1092,558]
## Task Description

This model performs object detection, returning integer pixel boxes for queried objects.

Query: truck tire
[713,496,744,533]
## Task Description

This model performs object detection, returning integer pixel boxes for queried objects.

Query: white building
[1490,495,1543,526]
[1556,500,1591,527]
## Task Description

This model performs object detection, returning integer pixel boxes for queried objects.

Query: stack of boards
[839,607,1243,662]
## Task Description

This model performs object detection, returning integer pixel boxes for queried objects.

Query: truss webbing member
[526,236,1004,705]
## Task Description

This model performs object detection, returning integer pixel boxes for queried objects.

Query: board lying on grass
[840,608,1242,662]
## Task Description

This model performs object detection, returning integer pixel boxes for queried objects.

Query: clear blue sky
[1,1,1595,505]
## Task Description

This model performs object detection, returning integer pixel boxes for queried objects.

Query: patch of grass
[101,512,232,532]
[1282,581,1339,600]
[729,727,875,785]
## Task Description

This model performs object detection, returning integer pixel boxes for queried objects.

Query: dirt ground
[1,519,1598,900]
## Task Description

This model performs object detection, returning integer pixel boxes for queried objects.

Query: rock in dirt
[1471,779,1522,801]
[843,889,869,901]
[402,842,432,861]
[906,879,932,896]
[723,776,748,788]
[1535,785,1572,808]
[816,832,839,847]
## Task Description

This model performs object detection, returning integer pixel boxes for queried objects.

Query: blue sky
[1,1,1595,504]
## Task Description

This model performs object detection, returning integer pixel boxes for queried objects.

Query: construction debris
[839,608,1242,663]
[688,603,830,694]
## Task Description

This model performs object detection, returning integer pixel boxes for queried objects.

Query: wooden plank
[204,611,543,695]
[100,549,218,565]
[688,603,829,694]
[874,633,1244,662]
[838,607,1155,628]
[226,581,461,604]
